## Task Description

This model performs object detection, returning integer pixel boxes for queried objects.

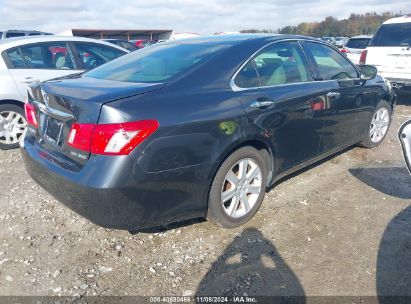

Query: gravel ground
[0,97,410,298]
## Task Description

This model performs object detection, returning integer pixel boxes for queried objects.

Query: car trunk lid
[28,76,164,166]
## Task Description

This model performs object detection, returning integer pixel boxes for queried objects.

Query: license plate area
[43,117,63,146]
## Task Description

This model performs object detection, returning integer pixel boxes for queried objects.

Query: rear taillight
[340,48,350,53]
[67,120,159,155]
[24,102,38,128]
[359,50,368,65]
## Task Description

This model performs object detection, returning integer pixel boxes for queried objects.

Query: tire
[207,146,268,228]
[359,100,392,149]
[0,103,27,150]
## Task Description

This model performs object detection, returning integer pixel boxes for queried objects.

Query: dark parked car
[103,39,138,52]
[22,35,396,230]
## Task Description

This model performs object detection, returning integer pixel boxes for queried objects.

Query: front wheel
[207,146,268,228]
[359,100,392,149]
[0,104,27,150]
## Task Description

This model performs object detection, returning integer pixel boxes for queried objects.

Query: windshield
[346,38,371,49]
[85,43,226,83]
[370,23,411,47]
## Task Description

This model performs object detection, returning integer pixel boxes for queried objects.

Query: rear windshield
[370,23,411,46]
[346,38,371,49]
[84,43,226,83]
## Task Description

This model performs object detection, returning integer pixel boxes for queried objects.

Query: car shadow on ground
[377,205,411,304]
[195,227,305,302]
[349,166,411,199]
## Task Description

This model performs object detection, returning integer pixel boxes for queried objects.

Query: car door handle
[250,98,275,109]
[326,92,341,100]
[19,77,40,84]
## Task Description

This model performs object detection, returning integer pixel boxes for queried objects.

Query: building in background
[58,29,173,41]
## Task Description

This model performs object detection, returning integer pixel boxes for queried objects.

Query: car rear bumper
[21,136,207,230]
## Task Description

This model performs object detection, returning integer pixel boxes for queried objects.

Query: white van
[363,15,411,90]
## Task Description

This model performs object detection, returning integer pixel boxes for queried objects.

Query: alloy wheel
[370,107,389,143]
[0,111,27,145]
[221,158,263,218]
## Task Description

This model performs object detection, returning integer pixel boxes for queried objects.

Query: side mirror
[399,120,411,173]
[360,65,378,80]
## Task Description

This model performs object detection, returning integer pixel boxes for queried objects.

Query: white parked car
[362,15,411,90]
[341,35,372,65]
[0,36,128,149]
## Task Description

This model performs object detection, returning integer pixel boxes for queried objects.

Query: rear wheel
[0,104,27,150]
[207,146,268,228]
[359,100,391,149]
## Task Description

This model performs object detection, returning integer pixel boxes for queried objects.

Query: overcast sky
[0,0,409,34]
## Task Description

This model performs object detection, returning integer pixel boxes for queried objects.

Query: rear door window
[303,41,358,80]
[73,42,127,70]
[253,42,311,86]
[5,42,75,70]
[370,23,411,47]
[234,41,312,88]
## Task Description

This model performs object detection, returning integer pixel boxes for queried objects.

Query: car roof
[170,34,315,46]
[383,15,411,24]
[0,35,129,52]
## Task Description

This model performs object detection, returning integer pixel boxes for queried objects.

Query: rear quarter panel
[99,86,248,214]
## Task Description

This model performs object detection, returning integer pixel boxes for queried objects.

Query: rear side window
[5,32,25,38]
[370,23,411,47]
[74,42,126,70]
[234,61,260,88]
[234,41,311,88]
[5,49,25,67]
[85,43,226,83]
[346,38,371,49]
[5,42,75,70]
[0,32,3,39]
[303,42,358,80]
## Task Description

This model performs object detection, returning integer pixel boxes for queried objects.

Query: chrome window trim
[230,38,359,92]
